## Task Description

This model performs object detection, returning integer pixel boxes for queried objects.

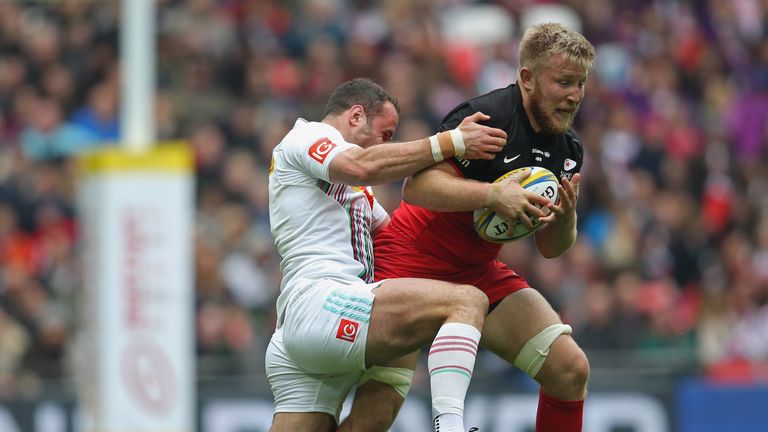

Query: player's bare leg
[481,288,588,431]
[270,412,335,432]
[365,278,488,432]
[338,350,419,432]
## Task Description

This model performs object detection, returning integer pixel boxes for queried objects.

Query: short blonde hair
[519,23,596,76]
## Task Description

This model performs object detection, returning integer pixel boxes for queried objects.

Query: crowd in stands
[0,0,766,397]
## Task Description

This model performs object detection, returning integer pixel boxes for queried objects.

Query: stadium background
[0,0,767,430]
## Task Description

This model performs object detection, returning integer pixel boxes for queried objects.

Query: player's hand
[488,168,551,229]
[539,173,580,225]
[457,112,507,160]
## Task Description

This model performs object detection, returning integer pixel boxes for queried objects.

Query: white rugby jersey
[269,119,389,318]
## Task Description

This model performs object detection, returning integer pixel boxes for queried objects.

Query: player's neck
[322,116,352,140]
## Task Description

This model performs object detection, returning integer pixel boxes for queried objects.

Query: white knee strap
[358,366,414,399]
[513,323,572,378]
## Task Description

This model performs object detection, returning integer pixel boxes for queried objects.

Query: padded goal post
[75,143,195,432]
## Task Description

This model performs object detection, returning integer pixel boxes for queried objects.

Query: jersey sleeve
[280,132,360,183]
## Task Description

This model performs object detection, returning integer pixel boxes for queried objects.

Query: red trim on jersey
[445,159,465,176]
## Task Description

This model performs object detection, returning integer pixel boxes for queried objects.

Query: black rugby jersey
[441,83,583,183]
[377,84,585,266]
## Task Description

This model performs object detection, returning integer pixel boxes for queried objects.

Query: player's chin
[554,120,573,133]
[552,112,575,132]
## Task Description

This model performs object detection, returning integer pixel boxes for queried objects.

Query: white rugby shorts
[266,278,380,418]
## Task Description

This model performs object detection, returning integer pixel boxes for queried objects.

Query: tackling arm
[329,112,507,186]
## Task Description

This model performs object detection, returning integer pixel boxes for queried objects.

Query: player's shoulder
[443,84,515,124]
[464,84,515,115]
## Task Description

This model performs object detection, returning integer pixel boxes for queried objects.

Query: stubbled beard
[530,89,577,134]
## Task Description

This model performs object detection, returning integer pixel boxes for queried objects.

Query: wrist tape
[429,128,466,162]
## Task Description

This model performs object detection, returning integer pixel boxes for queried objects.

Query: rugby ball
[473,166,559,243]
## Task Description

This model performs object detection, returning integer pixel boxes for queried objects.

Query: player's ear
[519,67,534,92]
[349,105,366,127]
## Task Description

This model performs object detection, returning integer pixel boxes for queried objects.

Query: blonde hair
[519,23,596,76]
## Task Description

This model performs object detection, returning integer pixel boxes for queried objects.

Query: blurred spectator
[69,80,120,141]
[20,97,98,160]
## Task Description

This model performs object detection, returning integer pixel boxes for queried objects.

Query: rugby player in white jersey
[266,78,508,432]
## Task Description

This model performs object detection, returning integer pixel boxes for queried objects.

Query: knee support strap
[513,323,572,378]
[358,366,414,399]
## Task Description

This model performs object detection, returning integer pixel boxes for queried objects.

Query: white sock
[433,412,464,432]
[428,322,481,432]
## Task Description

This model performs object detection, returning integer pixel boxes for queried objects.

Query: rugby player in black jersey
[374,23,596,432]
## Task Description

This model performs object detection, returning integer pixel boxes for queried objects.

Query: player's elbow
[538,247,564,259]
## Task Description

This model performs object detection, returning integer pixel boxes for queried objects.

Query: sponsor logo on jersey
[336,318,359,342]
[560,171,574,180]
[455,156,470,168]
[308,138,337,164]
[564,158,577,171]
[503,154,521,163]
[532,148,550,163]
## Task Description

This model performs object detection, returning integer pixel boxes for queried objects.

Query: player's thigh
[366,278,486,366]
[480,287,564,362]
[282,280,374,374]
[266,328,359,423]
[340,350,420,432]
[270,412,335,432]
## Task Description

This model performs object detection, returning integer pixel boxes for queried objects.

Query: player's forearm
[341,138,436,185]
[535,213,577,258]
[402,166,490,211]
[330,131,465,185]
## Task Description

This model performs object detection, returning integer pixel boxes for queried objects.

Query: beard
[529,86,578,134]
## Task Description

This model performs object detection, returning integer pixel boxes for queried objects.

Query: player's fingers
[562,174,580,199]
[510,168,532,183]
[525,191,551,208]
[538,204,561,223]
[517,212,534,229]
[525,202,547,219]
[482,141,505,152]
[484,135,507,147]
[538,213,556,224]
[483,125,508,140]
[570,172,581,187]
[470,148,500,160]
[463,111,491,123]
